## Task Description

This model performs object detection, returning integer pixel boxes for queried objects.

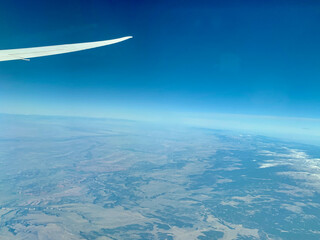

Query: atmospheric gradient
[0,0,320,239]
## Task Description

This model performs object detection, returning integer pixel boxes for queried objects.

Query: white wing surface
[0,36,132,62]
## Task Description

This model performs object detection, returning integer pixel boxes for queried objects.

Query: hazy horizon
[1,1,320,239]
[1,1,320,121]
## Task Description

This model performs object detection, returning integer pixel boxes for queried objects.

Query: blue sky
[0,0,320,142]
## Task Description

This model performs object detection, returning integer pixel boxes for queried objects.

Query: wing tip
[113,36,133,44]
[123,36,133,40]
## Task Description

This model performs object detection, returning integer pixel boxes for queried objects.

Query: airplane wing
[0,36,132,62]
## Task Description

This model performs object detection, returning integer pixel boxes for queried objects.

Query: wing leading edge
[0,36,132,62]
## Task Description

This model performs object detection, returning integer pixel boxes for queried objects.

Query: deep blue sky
[1,0,320,122]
